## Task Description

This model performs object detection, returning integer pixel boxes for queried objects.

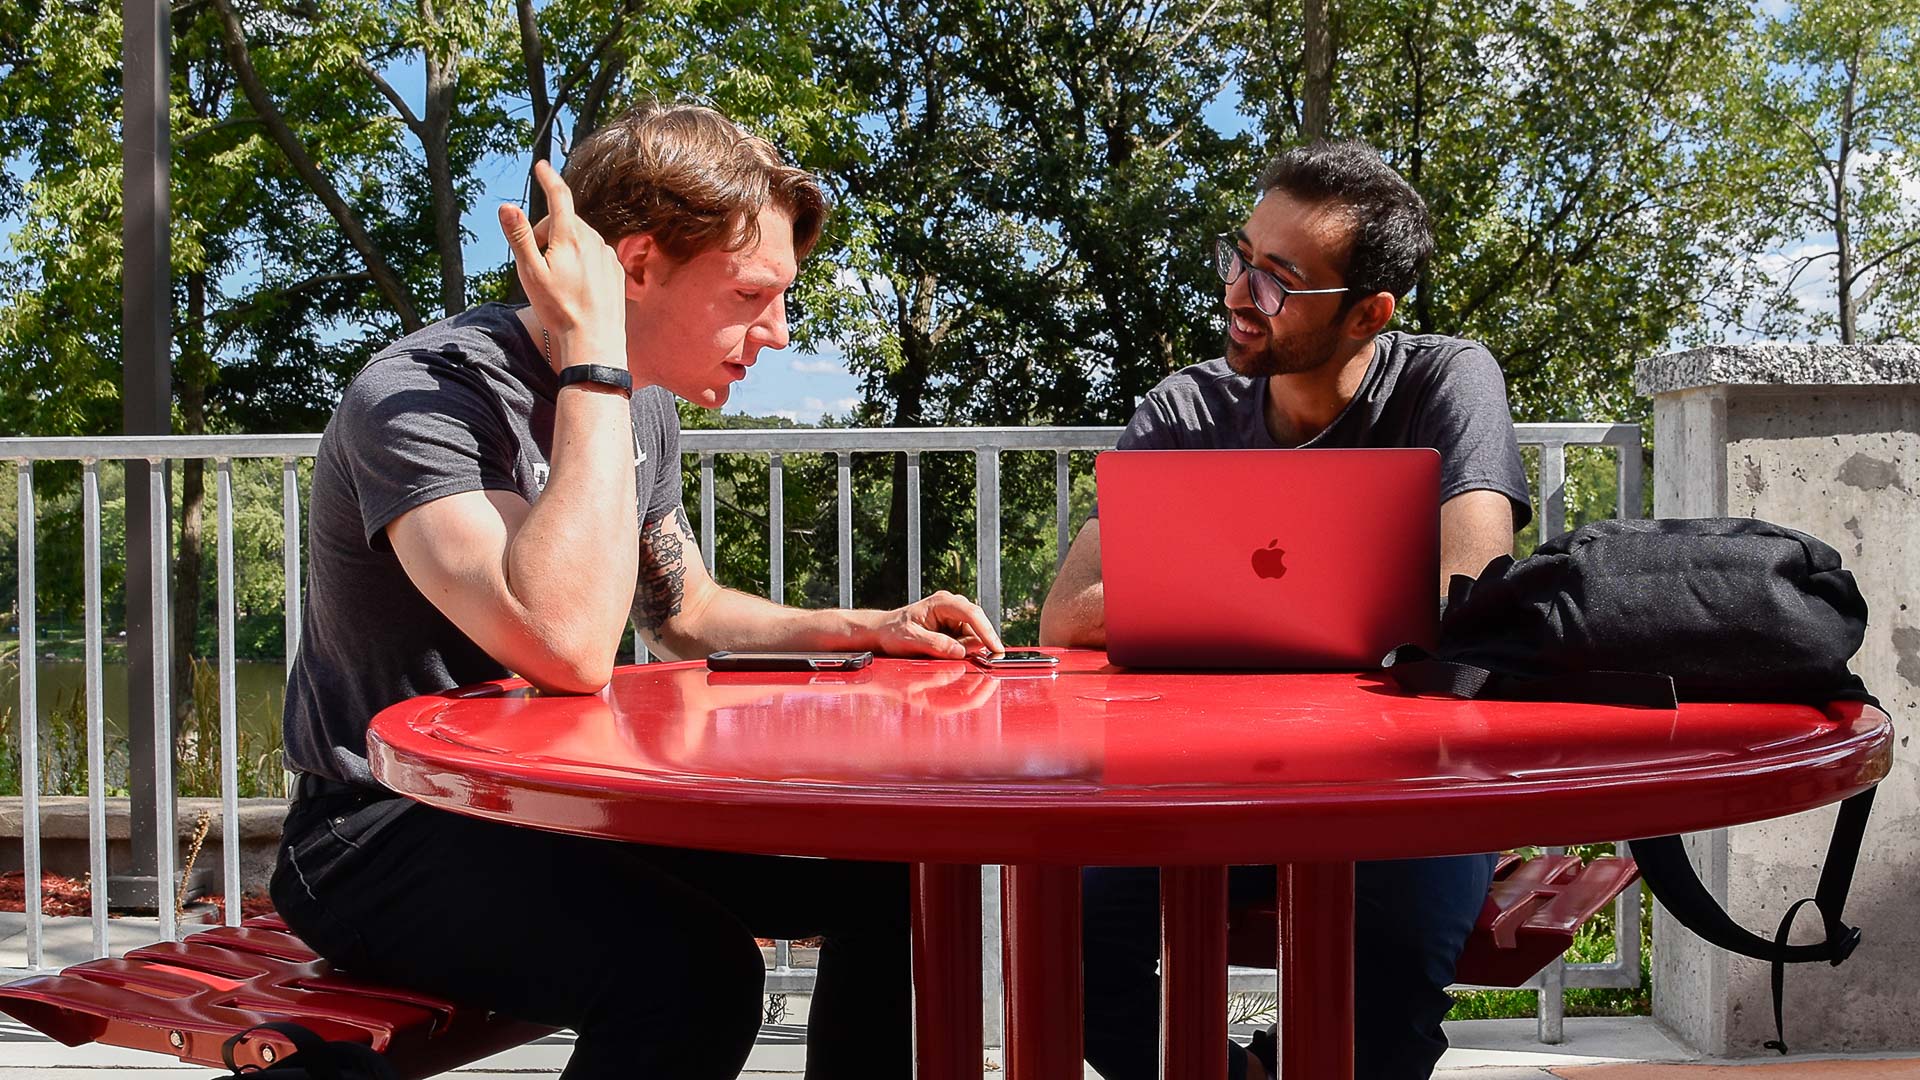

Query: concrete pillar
[1636,343,1920,1056]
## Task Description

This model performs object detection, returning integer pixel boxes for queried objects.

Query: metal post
[119,0,173,912]
[82,462,109,956]
[149,461,177,938]
[17,464,43,969]
[837,451,853,608]
[768,453,784,602]
[906,452,923,603]
[217,461,241,925]
[974,450,1001,632]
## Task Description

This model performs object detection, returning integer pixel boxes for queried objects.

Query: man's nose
[757,293,791,350]
[1224,269,1256,312]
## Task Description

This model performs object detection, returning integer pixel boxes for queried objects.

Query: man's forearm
[646,587,878,661]
[504,386,639,677]
[631,510,877,660]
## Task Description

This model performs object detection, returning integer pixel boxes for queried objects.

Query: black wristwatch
[556,364,633,397]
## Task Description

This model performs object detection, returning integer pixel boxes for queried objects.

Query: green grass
[1,656,286,798]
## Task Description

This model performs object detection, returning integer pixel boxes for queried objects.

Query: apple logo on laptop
[1251,539,1288,580]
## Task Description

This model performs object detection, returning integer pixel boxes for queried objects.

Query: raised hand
[499,160,628,373]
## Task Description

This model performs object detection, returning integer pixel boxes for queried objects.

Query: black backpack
[216,1022,399,1079]
[1384,517,1883,1054]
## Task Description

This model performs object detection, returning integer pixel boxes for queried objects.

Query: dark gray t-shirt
[283,302,682,785]
[1104,331,1532,529]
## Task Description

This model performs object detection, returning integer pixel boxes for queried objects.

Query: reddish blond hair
[565,101,827,260]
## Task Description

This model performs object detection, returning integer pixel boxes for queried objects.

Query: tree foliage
[3,0,1916,650]
[1724,0,1920,343]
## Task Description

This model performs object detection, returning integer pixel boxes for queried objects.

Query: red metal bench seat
[1228,852,1641,987]
[0,914,555,1077]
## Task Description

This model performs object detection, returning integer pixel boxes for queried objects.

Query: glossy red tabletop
[365,650,1891,866]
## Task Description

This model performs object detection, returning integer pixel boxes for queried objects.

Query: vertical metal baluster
[768,453,785,603]
[149,460,176,939]
[281,458,302,670]
[17,462,43,969]
[1615,845,1643,995]
[1537,845,1567,1043]
[1619,432,1644,520]
[1539,443,1567,540]
[974,450,1001,632]
[1055,451,1071,571]
[216,460,240,926]
[83,461,108,957]
[837,452,854,608]
[906,452,923,603]
[981,863,1004,1048]
[700,453,716,571]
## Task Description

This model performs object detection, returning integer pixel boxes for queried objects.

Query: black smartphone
[970,649,1060,669]
[706,650,874,672]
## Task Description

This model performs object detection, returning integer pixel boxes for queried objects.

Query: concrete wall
[1637,343,1920,1055]
[0,797,289,899]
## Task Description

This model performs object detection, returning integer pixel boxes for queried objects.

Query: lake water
[0,660,288,746]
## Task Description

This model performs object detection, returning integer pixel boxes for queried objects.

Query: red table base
[1002,864,1082,1080]
[912,864,983,1080]
[1281,861,1356,1079]
[1162,866,1230,1080]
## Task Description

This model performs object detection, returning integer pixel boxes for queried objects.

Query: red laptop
[1096,449,1440,669]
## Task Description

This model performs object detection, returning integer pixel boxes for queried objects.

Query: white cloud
[834,397,860,413]
[791,359,845,375]
[802,397,826,412]
[772,409,801,422]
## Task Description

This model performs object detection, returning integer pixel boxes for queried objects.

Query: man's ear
[614,232,663,293]
[1345,291,1396,339]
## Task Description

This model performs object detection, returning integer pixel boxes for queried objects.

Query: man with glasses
[1041,140,1531,1080]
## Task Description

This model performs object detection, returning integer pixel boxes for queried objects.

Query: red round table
[365,650,1891,1080]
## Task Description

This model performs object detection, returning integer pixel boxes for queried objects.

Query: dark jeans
[1082,855,1498,1080]
[269,789,911,1080]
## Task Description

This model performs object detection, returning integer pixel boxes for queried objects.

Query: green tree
[1727,0,1920,343]
[1235,0,1756,424]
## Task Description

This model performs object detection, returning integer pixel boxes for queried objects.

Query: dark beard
[1223,318,1342,377]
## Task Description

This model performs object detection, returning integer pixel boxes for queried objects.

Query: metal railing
[1,423,1643,1044]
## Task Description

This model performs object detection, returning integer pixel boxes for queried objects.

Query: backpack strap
[1628,785,1875,1054]
[1382,647,1679,709]
[222,1020,332,1076]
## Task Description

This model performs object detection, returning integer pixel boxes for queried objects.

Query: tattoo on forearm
[635,511,693,632]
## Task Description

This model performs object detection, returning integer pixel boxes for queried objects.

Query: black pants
[270,789,911,1080]
[1082,855,1498,1080]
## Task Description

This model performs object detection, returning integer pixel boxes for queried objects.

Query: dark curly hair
[1257,140,1432,301]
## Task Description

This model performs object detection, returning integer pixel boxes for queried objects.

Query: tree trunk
[1301,0,1334,139]
[422,0,465,315]
[1404,14,1434,333]
[508,0,550,304]
[1834,42,1860,345]
[875,309,933,607]
[210,0,424,331]
[173,271,210,725]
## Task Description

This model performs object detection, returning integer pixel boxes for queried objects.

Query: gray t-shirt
[1104,331,1532,529]
[283,302,682,785]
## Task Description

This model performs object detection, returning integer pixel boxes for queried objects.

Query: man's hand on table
[863,590,1005,659]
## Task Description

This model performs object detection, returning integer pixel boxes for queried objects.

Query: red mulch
[0,870,277,921]
[0,871,95,917]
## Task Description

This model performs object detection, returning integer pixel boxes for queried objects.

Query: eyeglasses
[1213,234,1351,316]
